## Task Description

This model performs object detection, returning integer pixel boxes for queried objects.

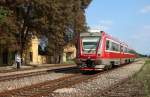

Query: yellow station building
[23,36,76,65]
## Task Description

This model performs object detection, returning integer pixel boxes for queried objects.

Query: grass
[134,59,150,97]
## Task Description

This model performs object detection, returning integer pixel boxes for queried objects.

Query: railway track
[0,61,137,97]
[0,64,75,73]
[0,71,99,97]
[0,66,77,82]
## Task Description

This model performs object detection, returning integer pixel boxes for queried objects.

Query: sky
[85,0,150,55]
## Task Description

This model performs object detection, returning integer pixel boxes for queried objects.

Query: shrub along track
[0,61,138,97]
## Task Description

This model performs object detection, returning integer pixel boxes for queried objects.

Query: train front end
[75,32,103,72]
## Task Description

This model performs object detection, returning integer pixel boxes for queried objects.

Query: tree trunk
[58,52,63,63]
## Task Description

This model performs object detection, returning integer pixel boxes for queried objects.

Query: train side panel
[100,32,136,67]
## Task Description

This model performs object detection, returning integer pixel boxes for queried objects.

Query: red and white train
[75,31,136,71]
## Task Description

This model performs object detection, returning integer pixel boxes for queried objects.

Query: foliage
[128,50,148,58]
[0,7,8,24]
[0,6,18,51]
[0,0,92,63]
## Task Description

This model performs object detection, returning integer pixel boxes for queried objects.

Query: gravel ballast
[0,72,73,92]
[52,60,145,97]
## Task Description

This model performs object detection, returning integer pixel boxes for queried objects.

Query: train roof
[80,31,133,49]
[102,31,129,47]
[80,32,102,37]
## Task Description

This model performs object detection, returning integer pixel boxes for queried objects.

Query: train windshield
[81,36,101,53]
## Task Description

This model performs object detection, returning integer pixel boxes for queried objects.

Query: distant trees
[138,54,149,58]
[130,50,149,58]
[0,0,92,64]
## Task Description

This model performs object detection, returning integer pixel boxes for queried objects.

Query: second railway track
[0,66,77,82]
[0,70,102,97]
[0,66,78,93]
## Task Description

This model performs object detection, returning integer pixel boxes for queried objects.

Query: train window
[81,36,100,53]
[124,47,128,53]
[123,47,125,52]
[127,48,130,53]
[120,45,123,52]
[127,48,129,53]
[106,40,110,50]
[111,42,119,51]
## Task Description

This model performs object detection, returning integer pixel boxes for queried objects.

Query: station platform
[0,64,76,77]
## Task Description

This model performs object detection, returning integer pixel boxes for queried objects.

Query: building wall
[24,36,47,65]
[63,44,76,62]
[24,36,76,65]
